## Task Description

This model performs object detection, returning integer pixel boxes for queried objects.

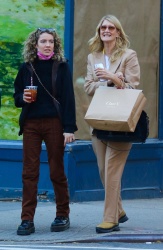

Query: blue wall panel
[0,140,163,202]
[0,0,163,202]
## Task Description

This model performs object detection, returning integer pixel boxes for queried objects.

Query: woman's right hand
[95,68,114,81]
[23,89,32,103]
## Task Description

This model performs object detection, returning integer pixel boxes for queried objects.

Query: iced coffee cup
[25,86,38,102]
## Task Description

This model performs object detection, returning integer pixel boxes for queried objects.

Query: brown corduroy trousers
[21,117,70,221]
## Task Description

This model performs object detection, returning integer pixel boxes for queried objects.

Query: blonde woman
[84,15,140,233]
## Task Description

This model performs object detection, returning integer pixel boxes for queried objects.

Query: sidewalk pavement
[0,198,163,244]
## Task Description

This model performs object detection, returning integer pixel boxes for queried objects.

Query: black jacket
[13,60,77,135]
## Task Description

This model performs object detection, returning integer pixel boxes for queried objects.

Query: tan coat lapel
[109,57,123,73]
[93,52,123,73]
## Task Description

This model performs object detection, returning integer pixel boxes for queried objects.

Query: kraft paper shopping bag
[84,87,147,132]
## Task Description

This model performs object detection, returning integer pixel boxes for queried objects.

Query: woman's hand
[116,72,124,81]
[114,72,125,88]
[94,68,114,81]
[23,89,33,103]
[63,133,75,146]
[95,68,125,88]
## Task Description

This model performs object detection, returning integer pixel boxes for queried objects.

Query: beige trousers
[92,135,132,223]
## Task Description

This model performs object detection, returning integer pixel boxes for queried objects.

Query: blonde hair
[23,29,65,62]
[88,15,130,62]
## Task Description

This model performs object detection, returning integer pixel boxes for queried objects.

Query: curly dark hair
[22,28,65,62]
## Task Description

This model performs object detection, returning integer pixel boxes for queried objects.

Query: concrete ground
[0,198,163,244]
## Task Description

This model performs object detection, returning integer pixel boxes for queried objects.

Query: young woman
[14,28,77,235]
[84,15,140,233]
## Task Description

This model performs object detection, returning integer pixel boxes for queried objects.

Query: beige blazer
[84,49,140,96]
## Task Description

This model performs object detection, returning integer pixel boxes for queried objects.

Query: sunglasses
[100,25,116,32]
[37,28,55,32]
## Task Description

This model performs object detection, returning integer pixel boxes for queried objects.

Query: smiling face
[99,19,119,45]
[36,32,54,56]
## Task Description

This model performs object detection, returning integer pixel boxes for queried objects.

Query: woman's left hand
[63,133,75,146]
[116,72,125,81]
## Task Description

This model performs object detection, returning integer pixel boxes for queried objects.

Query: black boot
[51,216,70,232]
[17,220,35,235]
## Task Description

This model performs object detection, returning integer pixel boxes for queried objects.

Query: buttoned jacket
[84,48,140,96]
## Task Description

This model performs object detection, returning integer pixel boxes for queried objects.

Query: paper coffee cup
[94,63,105,82]
[94,63,104,69]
